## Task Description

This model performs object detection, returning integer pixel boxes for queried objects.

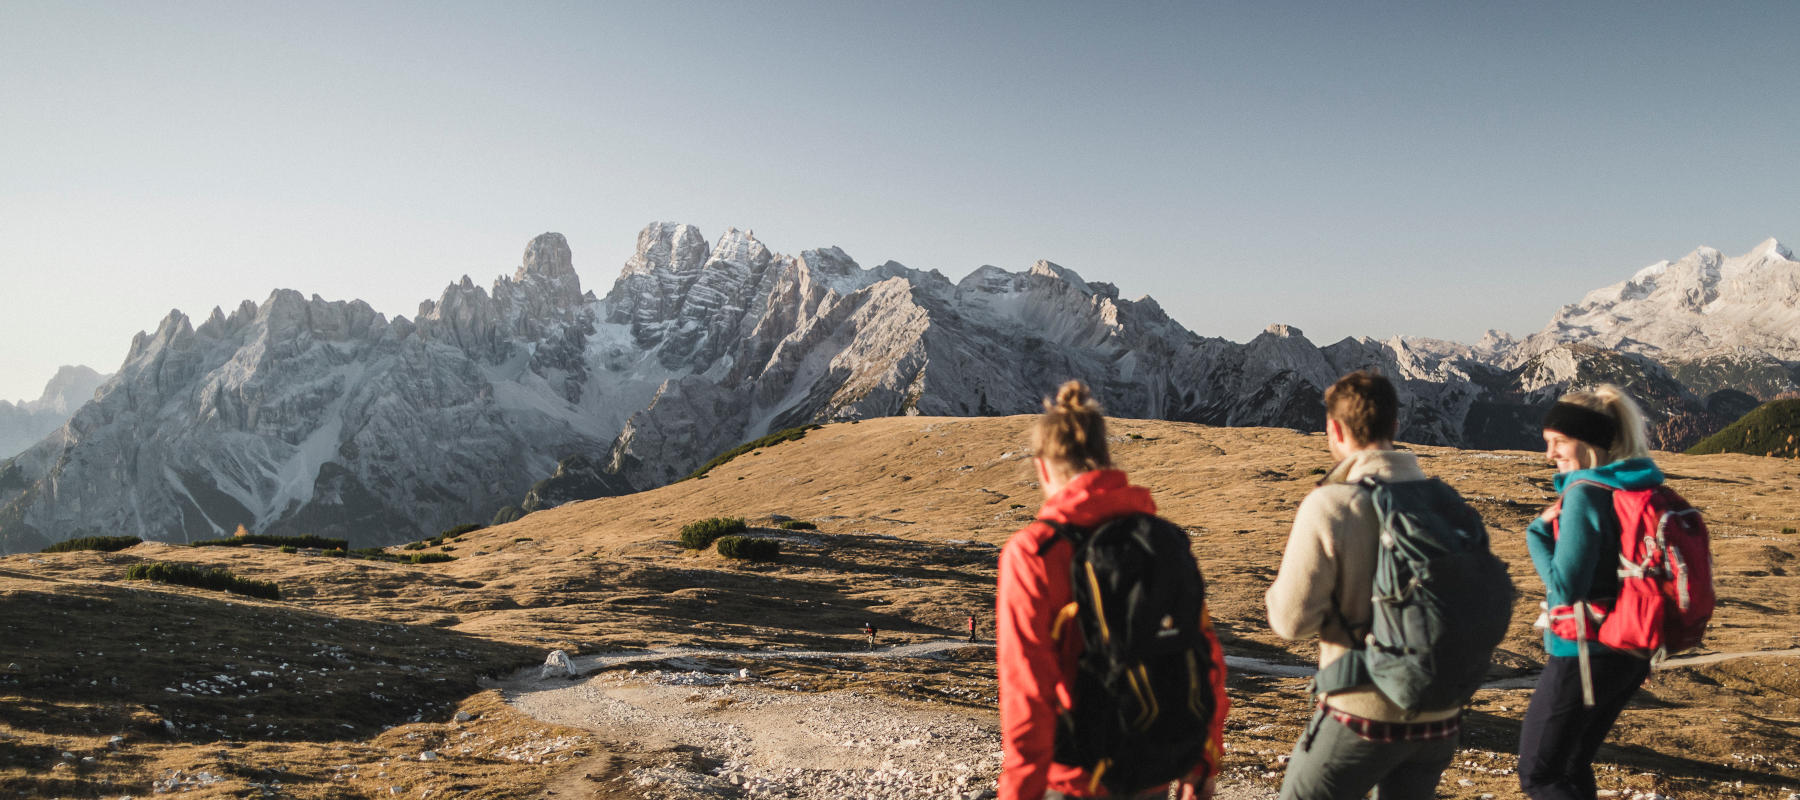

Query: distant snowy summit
[1,226,1794,553]
[1512,238,1800,364]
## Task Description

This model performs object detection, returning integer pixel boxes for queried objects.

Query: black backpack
[1040,513,1223,795]
[1313,477,1515,712]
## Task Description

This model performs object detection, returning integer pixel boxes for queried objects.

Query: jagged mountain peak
[711,227,772,267]
[518,232,577,283]
[1513,237,1800,365]
[1026,260,1091,293]
[1752,236,1793,262]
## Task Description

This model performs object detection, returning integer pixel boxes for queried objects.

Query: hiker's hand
[1176,776,1216,800]
[1539,501,1561,522]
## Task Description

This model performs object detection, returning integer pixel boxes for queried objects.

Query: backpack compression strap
[1309,477,1383,699]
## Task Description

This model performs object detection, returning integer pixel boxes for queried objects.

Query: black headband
[1543,402,1616,450]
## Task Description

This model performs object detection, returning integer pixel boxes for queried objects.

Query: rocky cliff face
[0,366,108,459]
[2,227,1792,553]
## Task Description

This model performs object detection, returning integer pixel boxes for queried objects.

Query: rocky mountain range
[1,227,1794,553]
[0,366,108,459]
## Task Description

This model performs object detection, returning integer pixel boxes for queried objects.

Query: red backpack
[1549,482,1715,659]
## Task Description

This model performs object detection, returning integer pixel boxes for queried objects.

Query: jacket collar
[1552,456,1664,492]
[1035,468,1156,529]
[1319,448,1426,487]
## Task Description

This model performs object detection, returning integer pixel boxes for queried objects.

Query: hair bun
[1054,380,1092,412]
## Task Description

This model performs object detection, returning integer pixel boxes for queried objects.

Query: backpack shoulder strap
[1312,478,1381,699]
[1036,519,1088,555]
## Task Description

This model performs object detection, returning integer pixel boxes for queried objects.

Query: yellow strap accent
[1084,562,1112,644]
[1050,602,1080,642]
[1088,759,1110,793]
[1186,649,1207,719]
[1135,664,1160,730]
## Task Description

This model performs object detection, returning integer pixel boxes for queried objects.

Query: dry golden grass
[3,415,1798,797]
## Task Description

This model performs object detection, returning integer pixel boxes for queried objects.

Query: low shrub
[491,506,525,526]
[42,536,142,554]
[191,534,349,551]
[716,535,781,561]
[278,545,297,554]
[321,548,348,558]
[408,552,456,564]
[679,517,747,549]
[686,425,824,480]
[441,523,485,539]
[1784,527,1798,535]
[125,562,280,600]
[776,520,816,530]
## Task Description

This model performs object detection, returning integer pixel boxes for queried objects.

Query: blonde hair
[1557,383,1651,464]
[1031,380,1111,474]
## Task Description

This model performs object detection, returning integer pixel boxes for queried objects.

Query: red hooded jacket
[996,469,1229,799]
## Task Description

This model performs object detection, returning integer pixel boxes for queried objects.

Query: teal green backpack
[1313,477,1515,712]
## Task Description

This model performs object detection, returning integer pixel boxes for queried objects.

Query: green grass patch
[686,424,824,480]
[1686,399,1800,458]
[190,533,349,551]
[776,520,816,530]
[716,535,781,561]
[42,536,142,554]
[125,562,280,600]
[679,517,747,549]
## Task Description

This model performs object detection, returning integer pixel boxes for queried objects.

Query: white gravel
[500,649,1277,800]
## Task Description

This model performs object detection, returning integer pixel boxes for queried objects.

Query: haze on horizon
[3,1,1797,404]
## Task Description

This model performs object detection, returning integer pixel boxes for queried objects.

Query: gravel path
[501,642,1800,799]
[499,643,1277,800]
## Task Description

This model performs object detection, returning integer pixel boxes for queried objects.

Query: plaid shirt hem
[1324,703,1462,743]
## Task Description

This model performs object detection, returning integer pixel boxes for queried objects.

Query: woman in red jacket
[996,380,1227,800]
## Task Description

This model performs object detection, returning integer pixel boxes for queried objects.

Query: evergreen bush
[125,562,280,600]
[491,506,525,526]
[716,535,781,561]
[408,552,456,564]
[278,545,297,554]
[191,534,349,551]
[776,520,817,530]
[42,536,142,553]
[679,517,747,549]
[685,425,824,480]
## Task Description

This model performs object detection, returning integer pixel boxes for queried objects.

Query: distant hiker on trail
[997,380,1227,800]
[863,622,877,650]
[1267,370,1512,800]
[1520,385,1707,800]
[968,612,978,642]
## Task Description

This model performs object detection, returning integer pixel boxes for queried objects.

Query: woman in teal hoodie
[1518,384,1661,800]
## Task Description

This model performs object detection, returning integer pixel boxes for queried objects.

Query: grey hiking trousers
[1277,705,1458,800]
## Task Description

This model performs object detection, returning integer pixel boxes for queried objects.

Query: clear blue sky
[3,1,1796,403]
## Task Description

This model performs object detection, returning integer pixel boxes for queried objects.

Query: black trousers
[1518,651,1651,800]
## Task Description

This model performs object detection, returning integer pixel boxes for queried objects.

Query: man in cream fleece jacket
[1266,371,1462,800]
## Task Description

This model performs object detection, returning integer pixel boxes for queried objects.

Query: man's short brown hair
[1324,370,1398,445]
